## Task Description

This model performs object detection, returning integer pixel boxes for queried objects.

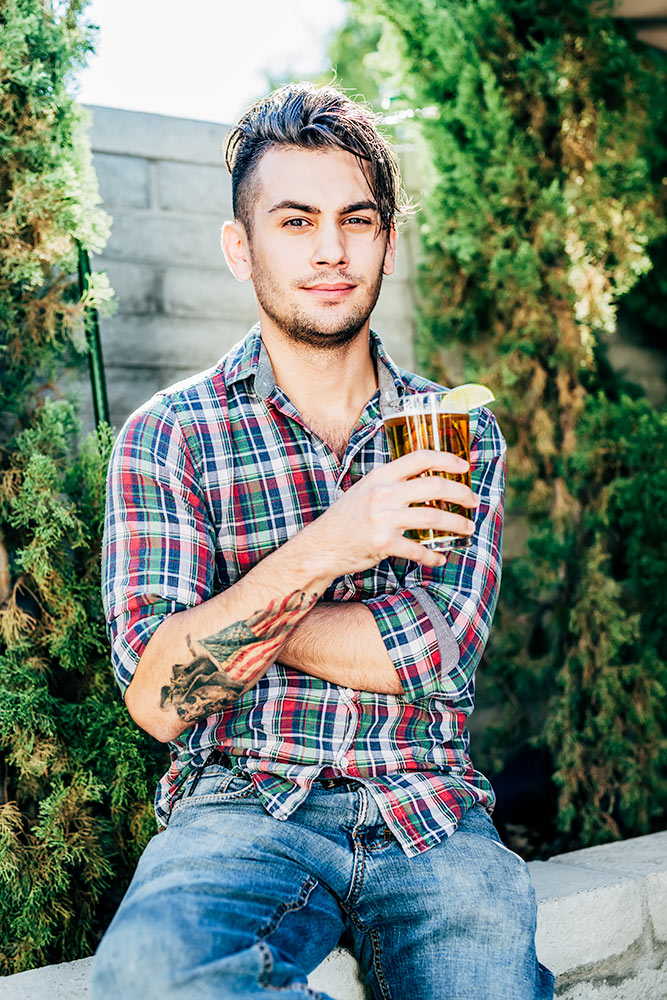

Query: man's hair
[223,82,410,237]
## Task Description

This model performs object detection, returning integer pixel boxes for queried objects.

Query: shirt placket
[264,385,385,777]
[319,414,383,776]
[332,684,361,776]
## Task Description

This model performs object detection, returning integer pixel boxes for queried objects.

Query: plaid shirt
[102,325,505,857]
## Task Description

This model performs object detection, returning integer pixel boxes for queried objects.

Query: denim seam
[349,839,366,909]
[340,904,392,1000]
[344,791,369,907]
[368,925,392,1000]
[256,875,319,941]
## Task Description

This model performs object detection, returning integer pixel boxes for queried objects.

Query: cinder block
[102,209,227,268]
[104,365,218,431]
[646,870,667,943]
[370,318,414,372]
[92,153,151,209]
[162,266,256,320]
[158,161,232,216]
[557,961,667,1000]
[308,946,367,999]
[549,830,667,879]
[87,104,229,166]
[371,277,416,370]
[0,949,369,1000]
[58,370,97,440]
[92,258,160,315]
[0,955,93,999]
[528,860,644,976]
[99,314,249,370]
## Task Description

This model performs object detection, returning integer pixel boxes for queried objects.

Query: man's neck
[258,320,378,428]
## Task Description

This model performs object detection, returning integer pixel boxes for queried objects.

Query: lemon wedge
[445,383,495,410]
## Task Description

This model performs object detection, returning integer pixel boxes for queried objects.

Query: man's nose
[310,222,348,269]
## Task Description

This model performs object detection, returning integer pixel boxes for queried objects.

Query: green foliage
[489,395,667,843]
[0,0,113,427]
[345,0,667,848]
[0,0,166,974]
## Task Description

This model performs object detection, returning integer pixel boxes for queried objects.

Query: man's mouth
[302,283,357,298]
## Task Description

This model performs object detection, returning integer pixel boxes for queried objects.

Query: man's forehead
[254,146,374,209]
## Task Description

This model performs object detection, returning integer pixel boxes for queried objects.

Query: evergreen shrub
[351,0,667,848]
[0,0,166,973]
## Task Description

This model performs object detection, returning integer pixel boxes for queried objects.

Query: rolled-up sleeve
[364,406,505,702]
[101,396,216,698]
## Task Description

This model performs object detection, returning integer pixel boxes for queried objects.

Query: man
[92,83,554,1000]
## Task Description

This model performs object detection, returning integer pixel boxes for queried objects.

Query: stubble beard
[250,257,385,351]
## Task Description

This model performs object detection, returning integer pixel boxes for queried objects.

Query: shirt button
[344,687,354,698]
[339,757,350,770]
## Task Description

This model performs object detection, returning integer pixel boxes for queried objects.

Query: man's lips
[301,283,357,298]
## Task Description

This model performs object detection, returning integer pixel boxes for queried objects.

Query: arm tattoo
[160,590,317,724]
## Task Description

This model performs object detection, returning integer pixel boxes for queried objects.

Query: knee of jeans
[90,942,126,999]
[91,925,171,1000]
[90,934,295,1000]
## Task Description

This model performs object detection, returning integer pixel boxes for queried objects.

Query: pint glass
[383,392,473,552]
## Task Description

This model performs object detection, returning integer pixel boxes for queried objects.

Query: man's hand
[304,449,479,575]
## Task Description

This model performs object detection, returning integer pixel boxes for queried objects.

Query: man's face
[239,146,396,350]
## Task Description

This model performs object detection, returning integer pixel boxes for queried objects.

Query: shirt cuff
[364,588,457,701]
[108,599,186,698]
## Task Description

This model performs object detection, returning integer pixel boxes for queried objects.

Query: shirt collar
[224,323,407,405]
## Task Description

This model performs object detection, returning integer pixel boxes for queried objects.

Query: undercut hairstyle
[223,82,411,238]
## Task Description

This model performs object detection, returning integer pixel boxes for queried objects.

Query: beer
[384,403,472,551]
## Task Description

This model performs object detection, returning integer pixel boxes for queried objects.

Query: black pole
[76,244,110,429]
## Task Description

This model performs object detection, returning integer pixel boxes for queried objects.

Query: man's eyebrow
[266,199,379,215]
[340,200,379,215]
[267,200,321,215]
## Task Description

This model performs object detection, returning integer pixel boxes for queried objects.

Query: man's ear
[221,220,252,281]
[382,223,397,276]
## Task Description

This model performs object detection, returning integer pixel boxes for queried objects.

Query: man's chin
[284,320,367,350]
[266,304,372,349]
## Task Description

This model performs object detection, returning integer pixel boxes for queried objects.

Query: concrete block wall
[2,830,666,999]
[81,105,419,435]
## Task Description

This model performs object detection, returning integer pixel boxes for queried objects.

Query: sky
[76,0,348,125]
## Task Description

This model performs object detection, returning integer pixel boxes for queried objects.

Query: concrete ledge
[2,831,666,999]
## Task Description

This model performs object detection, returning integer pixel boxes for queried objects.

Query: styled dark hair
[223,82,409,236]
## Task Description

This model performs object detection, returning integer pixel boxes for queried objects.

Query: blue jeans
[91,764,554,999]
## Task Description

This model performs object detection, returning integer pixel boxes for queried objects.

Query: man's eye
[283,218,309,228]
[344,217,372,226]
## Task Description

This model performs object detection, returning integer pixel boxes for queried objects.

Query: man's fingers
[392,538,449,568]
[400,475,478,509]
[381,449,470,479]
[403,507,475,536]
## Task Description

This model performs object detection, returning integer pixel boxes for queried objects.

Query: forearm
[278,602,403,695]
[125,526,336,743]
